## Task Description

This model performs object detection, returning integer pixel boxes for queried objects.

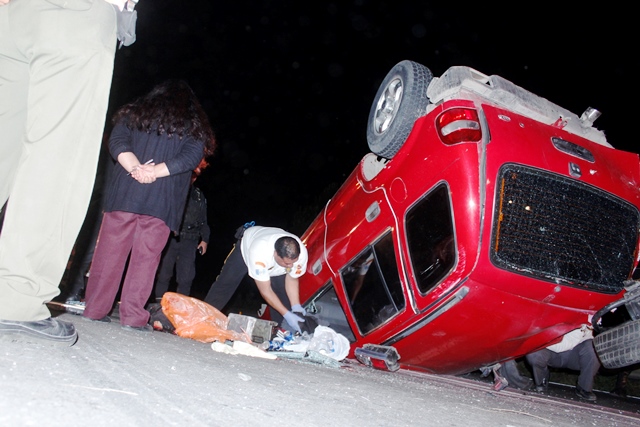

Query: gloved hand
[291,304,307,316]
[283,311,304,334]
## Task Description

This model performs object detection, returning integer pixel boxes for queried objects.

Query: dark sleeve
[164,136,205,176]
[200,197,210,244]
[108,122,134,160]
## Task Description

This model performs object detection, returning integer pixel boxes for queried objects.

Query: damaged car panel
[299,60,640,375]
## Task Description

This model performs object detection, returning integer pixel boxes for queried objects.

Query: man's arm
[254,279,289,316]
[0,1,11,6]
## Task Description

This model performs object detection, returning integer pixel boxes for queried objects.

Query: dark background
[106,1,635,299]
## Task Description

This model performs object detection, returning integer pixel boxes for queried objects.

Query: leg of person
[175,239,198,296]
[0,9,27,214]
[67,145,111,303]
[549,343,598,401]
[0,0,117,326]
[154,236,179,299]
[525,349,553,392]
[83,212,136,321]
[119,214,170,329]
[62,210,102,303]
[612,369,631,397]
[501,359,534,390]
[268,274,290,326]
[203,244,248,310]
[72,222,101,301]
[574,340,600,392]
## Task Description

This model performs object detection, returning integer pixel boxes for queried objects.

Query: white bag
[307,325,350,361]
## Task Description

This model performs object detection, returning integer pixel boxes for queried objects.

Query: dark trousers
[203,242,290,324]
[155,236,198,298]
[84,211,170,327]
[526,339,600,391]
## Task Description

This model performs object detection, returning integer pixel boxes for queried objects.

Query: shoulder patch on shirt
[254,262,267,278]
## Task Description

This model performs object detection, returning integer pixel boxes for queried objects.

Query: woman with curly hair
[83,80,215,331]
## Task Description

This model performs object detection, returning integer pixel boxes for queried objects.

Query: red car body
[298,62,640,375]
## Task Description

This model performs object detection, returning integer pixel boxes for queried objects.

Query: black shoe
[122,324,152,332]
[575,385,597,402]
[0,317,78,346]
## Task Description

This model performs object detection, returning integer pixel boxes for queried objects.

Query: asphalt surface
[1,309,639,427]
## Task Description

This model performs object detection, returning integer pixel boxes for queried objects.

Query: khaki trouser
[0,0,117,320]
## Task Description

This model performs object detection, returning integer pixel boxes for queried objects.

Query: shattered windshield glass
[491,164,639,293]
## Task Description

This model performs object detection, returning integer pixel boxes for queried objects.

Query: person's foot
[534,377,549,393]
[575,385,597,402]
[0,317,78,346]
[122,324,153,332]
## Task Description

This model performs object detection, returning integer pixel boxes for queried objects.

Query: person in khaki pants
[0,0,129,345]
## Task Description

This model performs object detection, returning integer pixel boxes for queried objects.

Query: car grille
[491,164,639,293]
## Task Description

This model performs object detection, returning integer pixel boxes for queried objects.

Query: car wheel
[366,60,432,159]
[593,319,640,369]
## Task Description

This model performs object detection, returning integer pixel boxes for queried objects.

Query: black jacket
[179,186,210,242]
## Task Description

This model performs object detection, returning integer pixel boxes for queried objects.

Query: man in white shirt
[204,225,309,333]
[0,0,135,345]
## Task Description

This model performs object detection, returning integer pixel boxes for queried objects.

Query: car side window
[342,232,404,335]
[406,183,456,294]
[306,282,356,342]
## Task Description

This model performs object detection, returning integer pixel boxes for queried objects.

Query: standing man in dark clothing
[155,181,210,299]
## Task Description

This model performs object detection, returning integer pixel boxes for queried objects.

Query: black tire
[366,60,432,159]
[594,319,640,369]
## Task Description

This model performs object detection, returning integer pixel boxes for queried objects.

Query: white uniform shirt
[240,226,308,282]
[547,324,593,353]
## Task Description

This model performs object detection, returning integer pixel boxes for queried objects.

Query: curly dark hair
[112,79,216,156]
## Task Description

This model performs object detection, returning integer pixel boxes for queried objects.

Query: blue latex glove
[283,311,304,333]
[291,304,307,316]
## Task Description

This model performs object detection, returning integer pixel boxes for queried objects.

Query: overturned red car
[298,60,640,374]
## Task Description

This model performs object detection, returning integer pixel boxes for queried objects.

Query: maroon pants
[84,211,170,327]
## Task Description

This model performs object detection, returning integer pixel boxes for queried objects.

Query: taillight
[436,107,482,145]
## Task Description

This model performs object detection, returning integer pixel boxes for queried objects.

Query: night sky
[106,1,635,293]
